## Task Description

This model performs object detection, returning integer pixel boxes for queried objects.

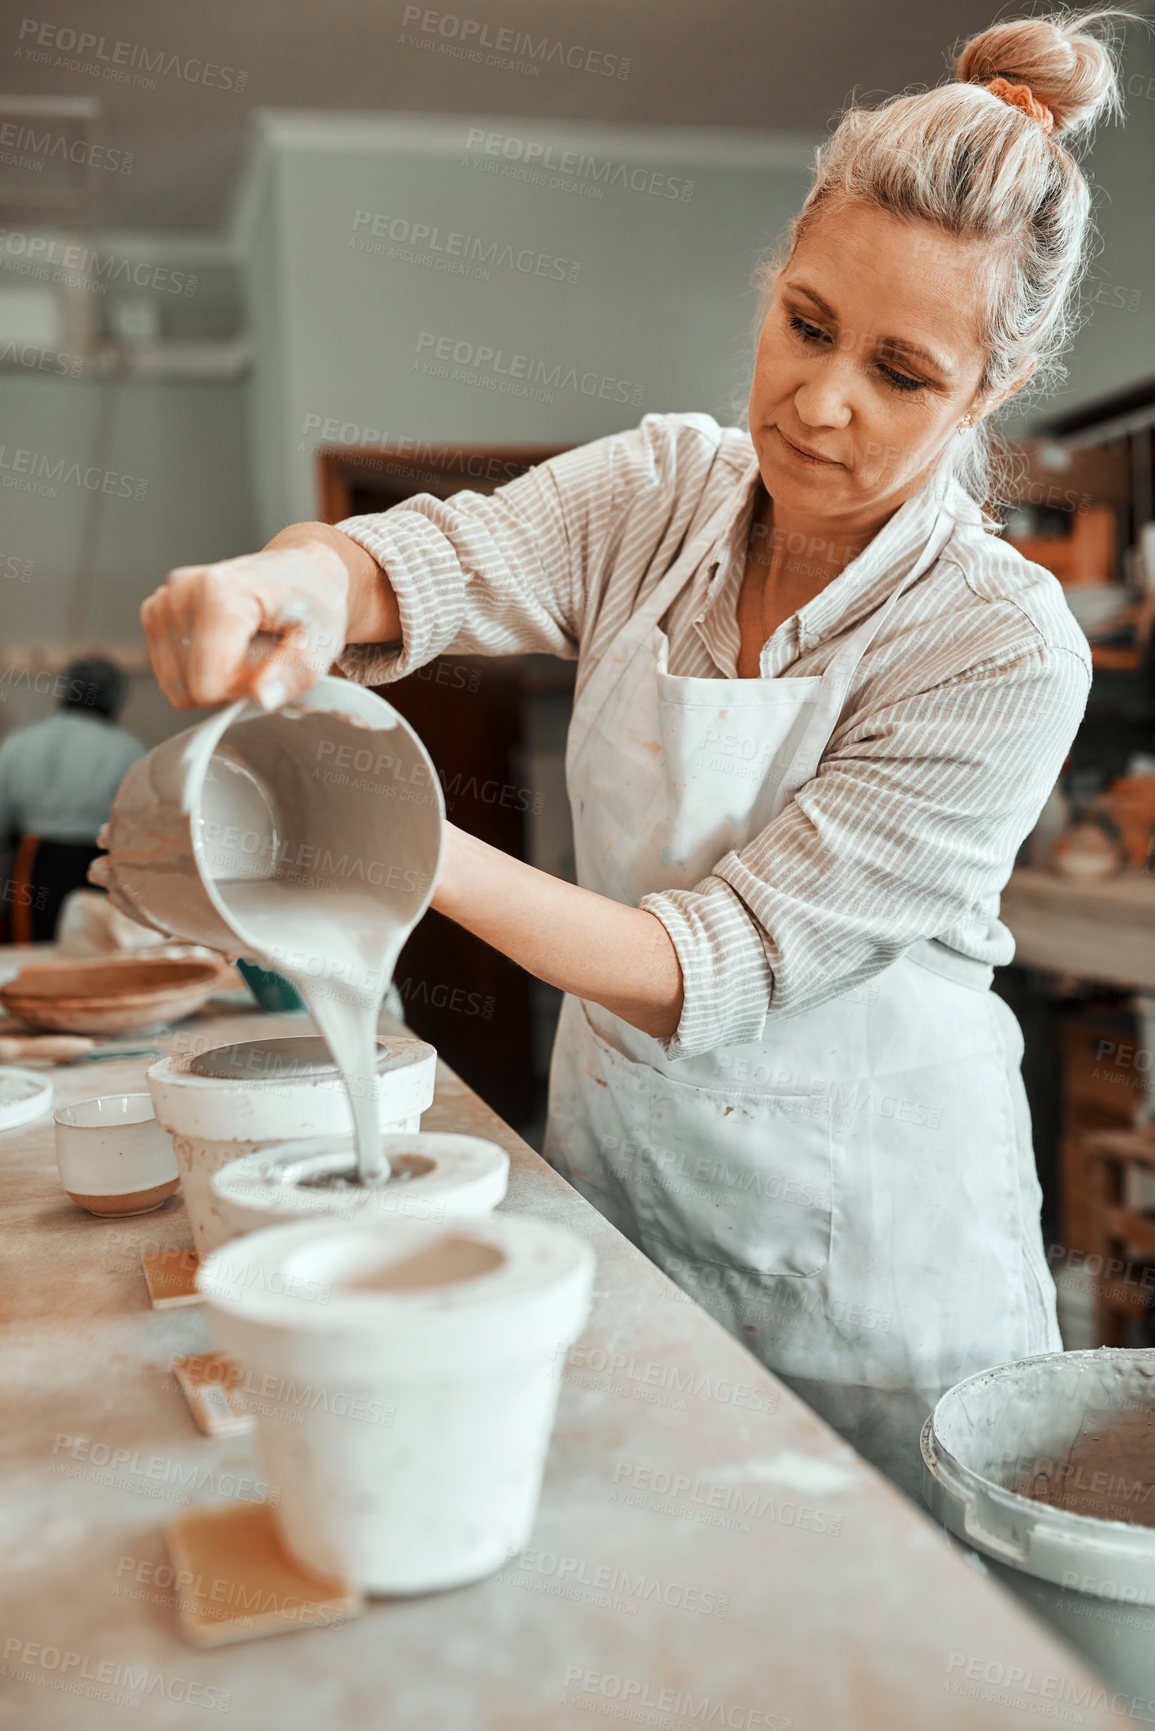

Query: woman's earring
[957,413,974,433]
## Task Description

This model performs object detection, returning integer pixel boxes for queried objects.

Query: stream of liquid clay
[191,703,437,1187]
[221,880,407,1185]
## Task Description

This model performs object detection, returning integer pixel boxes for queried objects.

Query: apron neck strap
[566,496,739,763]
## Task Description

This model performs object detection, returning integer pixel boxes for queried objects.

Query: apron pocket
[642,1071,834,1278]
[546,997,653,1245]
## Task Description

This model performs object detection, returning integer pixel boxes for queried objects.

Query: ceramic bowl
[54,1091,180,1218]
[1,956,227,1033]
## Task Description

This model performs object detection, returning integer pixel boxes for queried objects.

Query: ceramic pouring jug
[99,676,444,968]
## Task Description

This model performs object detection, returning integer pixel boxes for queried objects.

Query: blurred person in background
[0,657,143,943]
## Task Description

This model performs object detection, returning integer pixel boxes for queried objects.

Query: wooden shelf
[1091,645,1145,672]
[1086,1126,1155,1344]
[1001,866,1155,991]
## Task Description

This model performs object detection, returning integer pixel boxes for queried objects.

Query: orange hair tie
[983,75,1055,135]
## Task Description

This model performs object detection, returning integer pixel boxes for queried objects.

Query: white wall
[240,96,1155,528]
[1045,25,1155,420]
[0,226,257,746]
[0,76,1149,753]
[0,374,257,745]
[238,114,819,535]
[243,144,294,544]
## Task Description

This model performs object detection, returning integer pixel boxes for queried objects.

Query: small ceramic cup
[54,1092,180,1218]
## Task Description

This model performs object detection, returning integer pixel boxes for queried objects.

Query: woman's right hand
[141,538,352,711]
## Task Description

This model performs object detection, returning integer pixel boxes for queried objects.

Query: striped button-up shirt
[337,412,1090,1059]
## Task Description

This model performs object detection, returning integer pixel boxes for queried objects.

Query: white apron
[543,498,1061,1500]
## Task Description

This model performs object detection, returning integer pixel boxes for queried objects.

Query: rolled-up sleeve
[334,415,700,685]
[642,641,1089,1060]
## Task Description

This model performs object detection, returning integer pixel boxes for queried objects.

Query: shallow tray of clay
[0,956,227,1034]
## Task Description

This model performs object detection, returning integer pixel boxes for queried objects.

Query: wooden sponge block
[165,1502,364,1647]
[142,1247,201,1309]
[173,1352,253,1439]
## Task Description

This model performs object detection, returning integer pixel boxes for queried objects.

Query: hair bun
[955,11,1125,139]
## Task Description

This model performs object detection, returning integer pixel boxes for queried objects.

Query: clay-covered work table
[1,991,1136,1730]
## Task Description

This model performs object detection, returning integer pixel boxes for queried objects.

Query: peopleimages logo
[0,447,148,500]
[609,1459,843,1538]
[561,1668,789,1729]
[0,340,83,377]
[465,129,696,203]
[399,8,630,79]
[0,121,132,173]
[0,229,198,295]
[0,552,33,582]
[49,1434,278,1506]
[511,1549,729,1617]
[2,1638,231,1714]
[413,331,644,406]
[944,1652,1155,1723]
[351,208,581,284]
[15,19,248,92]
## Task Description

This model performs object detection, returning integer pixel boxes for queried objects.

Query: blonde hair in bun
[759,9,1142,504]
[956,12,1123,138]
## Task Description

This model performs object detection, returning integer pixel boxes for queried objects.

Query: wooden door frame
[316,442,570,523]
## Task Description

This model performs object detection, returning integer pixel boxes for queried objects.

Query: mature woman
[139,13,1128,1495]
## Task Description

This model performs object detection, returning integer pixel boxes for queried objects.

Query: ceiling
[1,0,1002,234]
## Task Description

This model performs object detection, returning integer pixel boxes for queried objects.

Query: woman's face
[748,201,999,527]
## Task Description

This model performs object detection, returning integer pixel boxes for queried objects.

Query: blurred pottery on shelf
[1027,781,1070,869]
[1062,584,1130,635]
[1049,815,1126,882]
[1092,774,1155,872]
